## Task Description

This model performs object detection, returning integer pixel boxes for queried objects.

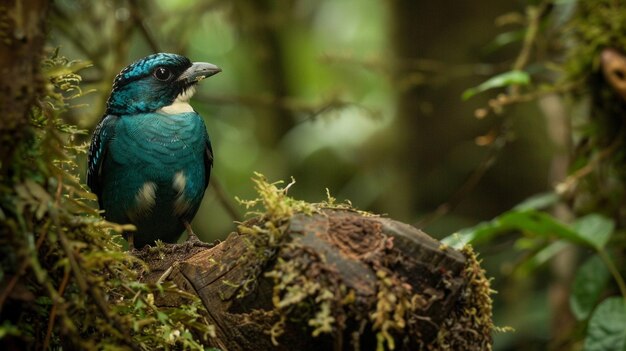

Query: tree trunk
[0,0,49,173]
[141,209,493,350]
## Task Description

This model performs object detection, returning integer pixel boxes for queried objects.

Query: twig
[157,265,174,284]
[211,177,242,222]
[195,93,376,123]
[416,119,511,228]
[556,128,625,194]
[475,81,579,119]
[320,53,501,79]
[598,249,626,300]
[55,174,63,207]
[151,0,228,25]
[49,4,102,67]
[510,2,552,95]
[43,266,71,350]
[512,6,540,72]
[0,221,50,313]
[128,0,161,53]
[416,3,563,224]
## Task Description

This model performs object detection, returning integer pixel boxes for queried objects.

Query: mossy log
[140,209,493,351]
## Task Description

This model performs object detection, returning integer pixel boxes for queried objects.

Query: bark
[0,0,49,173]
[141,210,490,350]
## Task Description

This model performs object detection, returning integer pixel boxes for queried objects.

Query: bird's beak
[177,62,221,84]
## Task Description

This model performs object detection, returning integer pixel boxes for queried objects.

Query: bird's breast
[104,112,207,212]
[111,112,205,168]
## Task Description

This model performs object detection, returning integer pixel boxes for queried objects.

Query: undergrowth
[0,51,213,350]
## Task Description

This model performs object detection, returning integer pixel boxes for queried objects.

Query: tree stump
[141,209,493,350]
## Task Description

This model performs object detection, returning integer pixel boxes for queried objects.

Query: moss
[370,269,414,351]
[0,52,212,350]
[235,174,494,350]
[563,0,626,218]
[427,246,495,351]
[234,174,392,347]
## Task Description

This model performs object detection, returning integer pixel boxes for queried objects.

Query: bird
[87,53,221,249]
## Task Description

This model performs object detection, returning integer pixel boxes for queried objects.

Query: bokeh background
[49,0,566,349]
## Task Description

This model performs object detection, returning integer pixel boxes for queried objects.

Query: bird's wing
[87,115,118,203]
[204,133,213,189]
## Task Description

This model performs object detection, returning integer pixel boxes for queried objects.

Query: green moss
[370,269,414,351]
[428,246,495,351]
[236,174,492,350]
[235,175,371,345]
[0,52,212,350]
[562,0,626,218]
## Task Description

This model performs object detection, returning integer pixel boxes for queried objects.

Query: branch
[416,119,512,228]
[128,0,160,53]
[195,93,378,123]
[210,177,242,222]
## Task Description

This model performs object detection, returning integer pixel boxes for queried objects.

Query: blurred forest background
[33,0,624,350]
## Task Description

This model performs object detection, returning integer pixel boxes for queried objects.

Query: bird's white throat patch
[158,86,196,114]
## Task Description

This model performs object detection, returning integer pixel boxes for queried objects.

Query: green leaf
[570,255,611,320]
[0,321,21,339]
[462,70,531,100]
[157,311,169,322]
[516,240,570,275]
[443,207,614,250]
[484,30,526,53]
[513,192,559,211]
[442,213,522,249]
[571,214,614,250]
[583,297,626,351]
[498,211,579,241]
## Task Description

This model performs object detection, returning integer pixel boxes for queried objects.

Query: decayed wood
[144,210,472,350]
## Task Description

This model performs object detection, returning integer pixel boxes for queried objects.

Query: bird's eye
[153,67,172,81]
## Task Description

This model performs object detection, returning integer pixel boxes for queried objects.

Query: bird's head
[105,53,221,115]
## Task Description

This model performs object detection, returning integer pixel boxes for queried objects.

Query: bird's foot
[182,222,214,250]
[180,236,214,252]
[126,233,139,253]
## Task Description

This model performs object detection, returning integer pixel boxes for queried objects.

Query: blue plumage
[87,53,221,248]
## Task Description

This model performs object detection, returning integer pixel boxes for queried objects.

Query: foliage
[0,52,213,350]
[583,297,626,351]
[564,0,626,217]
[569,255,610,321]
[462,70,531,101]
[448,0,626,349]
[21,0,626,349]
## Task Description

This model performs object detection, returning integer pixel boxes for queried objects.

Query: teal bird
[87,53,221,248]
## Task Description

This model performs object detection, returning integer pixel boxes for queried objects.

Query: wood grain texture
[146,210,472,350]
